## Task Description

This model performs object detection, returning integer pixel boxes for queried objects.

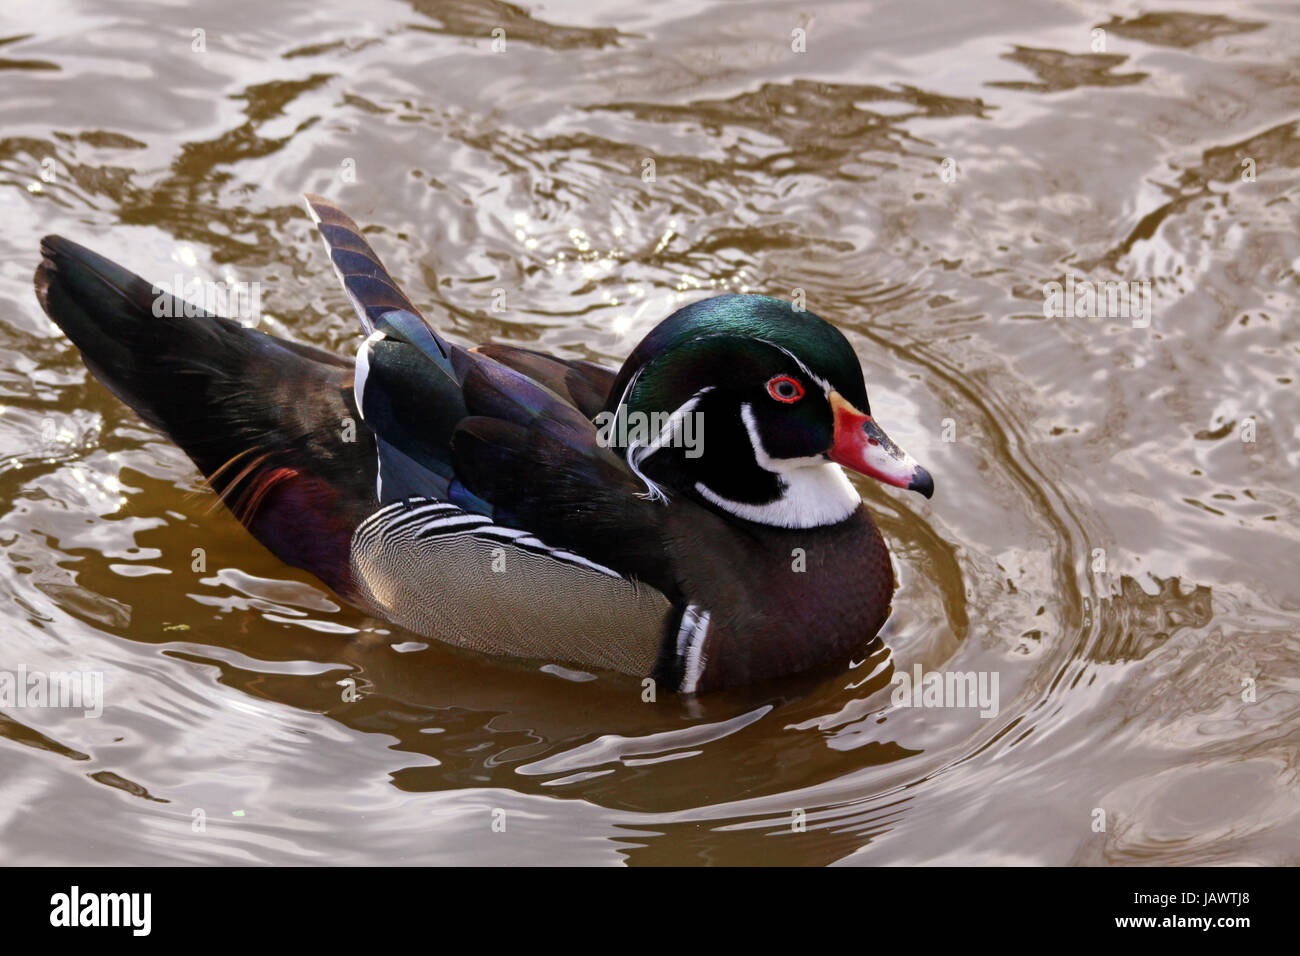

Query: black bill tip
[908,466,934,499]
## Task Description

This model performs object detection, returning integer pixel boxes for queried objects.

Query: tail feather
[302,193,455,371]
[35,235,376,597]
[302,193,423,332]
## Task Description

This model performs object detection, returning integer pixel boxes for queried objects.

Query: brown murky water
[1,0,1297,865]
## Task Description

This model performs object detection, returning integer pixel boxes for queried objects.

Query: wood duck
[34,196,933,693]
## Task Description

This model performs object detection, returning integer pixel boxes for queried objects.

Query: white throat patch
[694,403,860,529]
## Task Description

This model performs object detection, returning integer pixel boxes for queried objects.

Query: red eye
[766,375,805,403]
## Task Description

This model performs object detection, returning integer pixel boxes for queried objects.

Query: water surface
[0,0,1297,864]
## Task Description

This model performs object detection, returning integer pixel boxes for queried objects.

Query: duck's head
[600,294,933,529]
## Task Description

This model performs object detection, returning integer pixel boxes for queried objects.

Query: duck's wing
[303,195,673,581]
[471,343,615,419]
[306,197,686,677]
[302,194,471,506]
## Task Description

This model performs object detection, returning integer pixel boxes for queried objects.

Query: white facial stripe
[694,403,859,529]
[763,340,832,396]
[625,387,713,503]
[612,364,644,421]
